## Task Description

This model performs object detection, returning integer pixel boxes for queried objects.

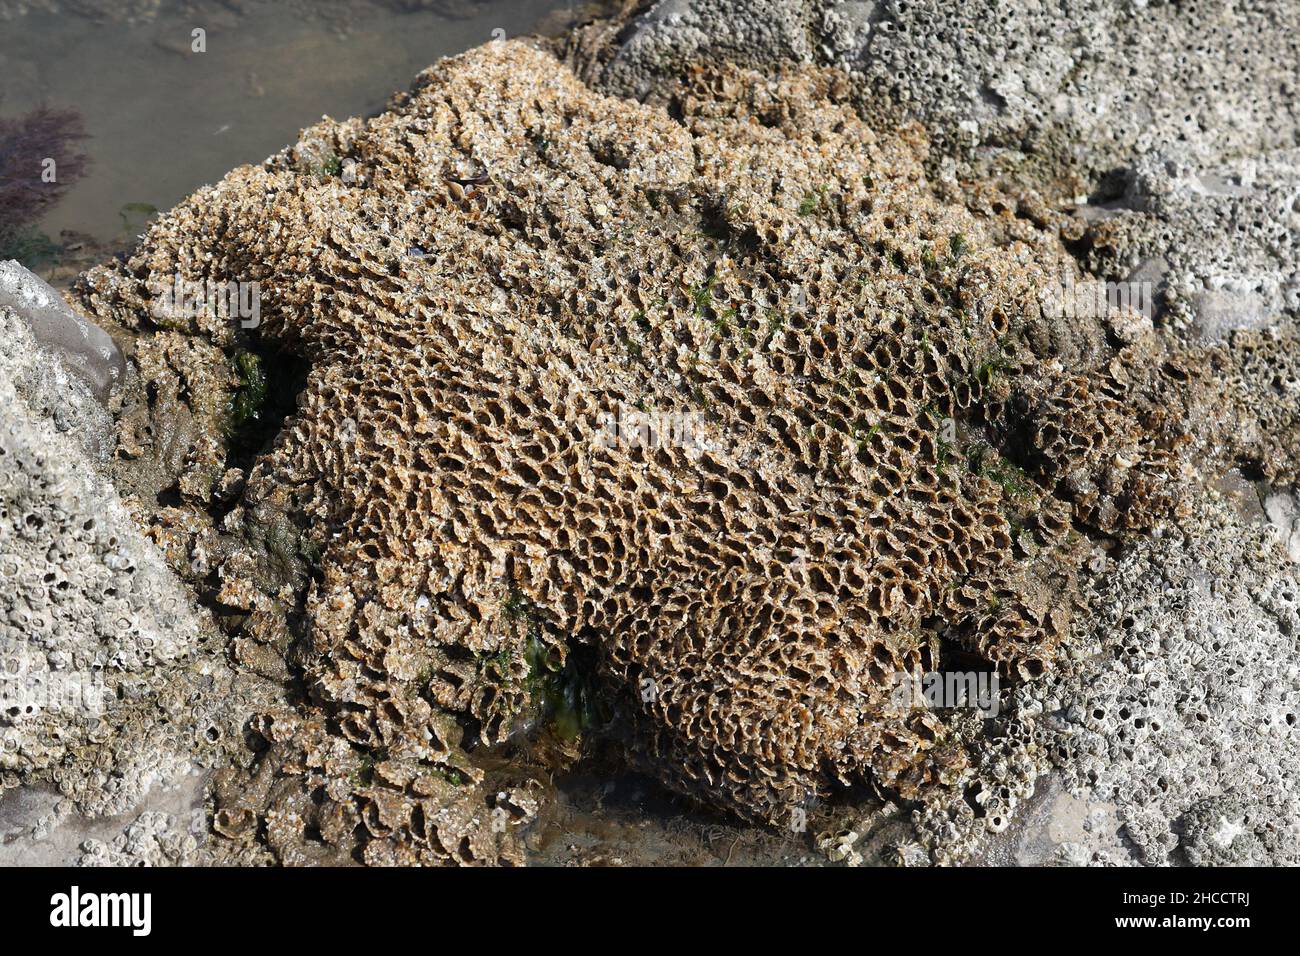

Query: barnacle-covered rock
[0,300,266,823]
[74,41,1207,859]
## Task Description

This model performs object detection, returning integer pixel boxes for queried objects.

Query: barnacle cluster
[1199,325,1300,486]
[0,302,252,819]
[75,41,1198,861]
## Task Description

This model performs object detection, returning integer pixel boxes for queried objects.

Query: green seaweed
[761,308,784,350]
[967,443,1033,502]
[712,305,737,340]
[118,201,159,234]
[798,185,827,216]
[618,328,644,361]
[502,588,532,621]
[690,275,718,317]
[0,227,62,269]
[523,632,606,742]
[440,768,464,786]
[226,349,268,435]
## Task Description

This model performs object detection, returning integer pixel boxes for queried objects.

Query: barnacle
[76,42,1195,860]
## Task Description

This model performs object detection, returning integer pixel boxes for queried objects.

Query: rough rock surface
[64,34,1293,866]
[0,262,122,462]
[0,777,207,867]
[0,284,262,855]
[1058,148,1300,372]
[582,0,1299,189]
[2,3,1297,867]
[1049,493,1300,865]
[899,490,1300,866]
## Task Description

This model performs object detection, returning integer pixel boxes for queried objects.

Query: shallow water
[0,0,583,244]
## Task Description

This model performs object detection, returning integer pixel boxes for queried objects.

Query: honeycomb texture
[75,42,1194,857]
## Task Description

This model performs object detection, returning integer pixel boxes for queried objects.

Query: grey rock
[914,490,1300,867]
[1041,492,1300,865]
[595,1,1299,185]
[0,260,125,405]
[602,0,819,100]
[972,773,1131,867]
[0,305,118,465]
[0,262,128,466]
[1177,794,1277,867]
[0,305,206,816]
[0,775,207,866]
[1265,490,1300,564]
[1094,151,1300,340]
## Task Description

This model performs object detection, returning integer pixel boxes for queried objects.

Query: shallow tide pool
[0,0,585,245]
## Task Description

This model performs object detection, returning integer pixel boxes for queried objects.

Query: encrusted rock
[67,39,1232,866]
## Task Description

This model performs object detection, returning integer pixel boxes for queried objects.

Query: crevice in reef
[223,346,311,477]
